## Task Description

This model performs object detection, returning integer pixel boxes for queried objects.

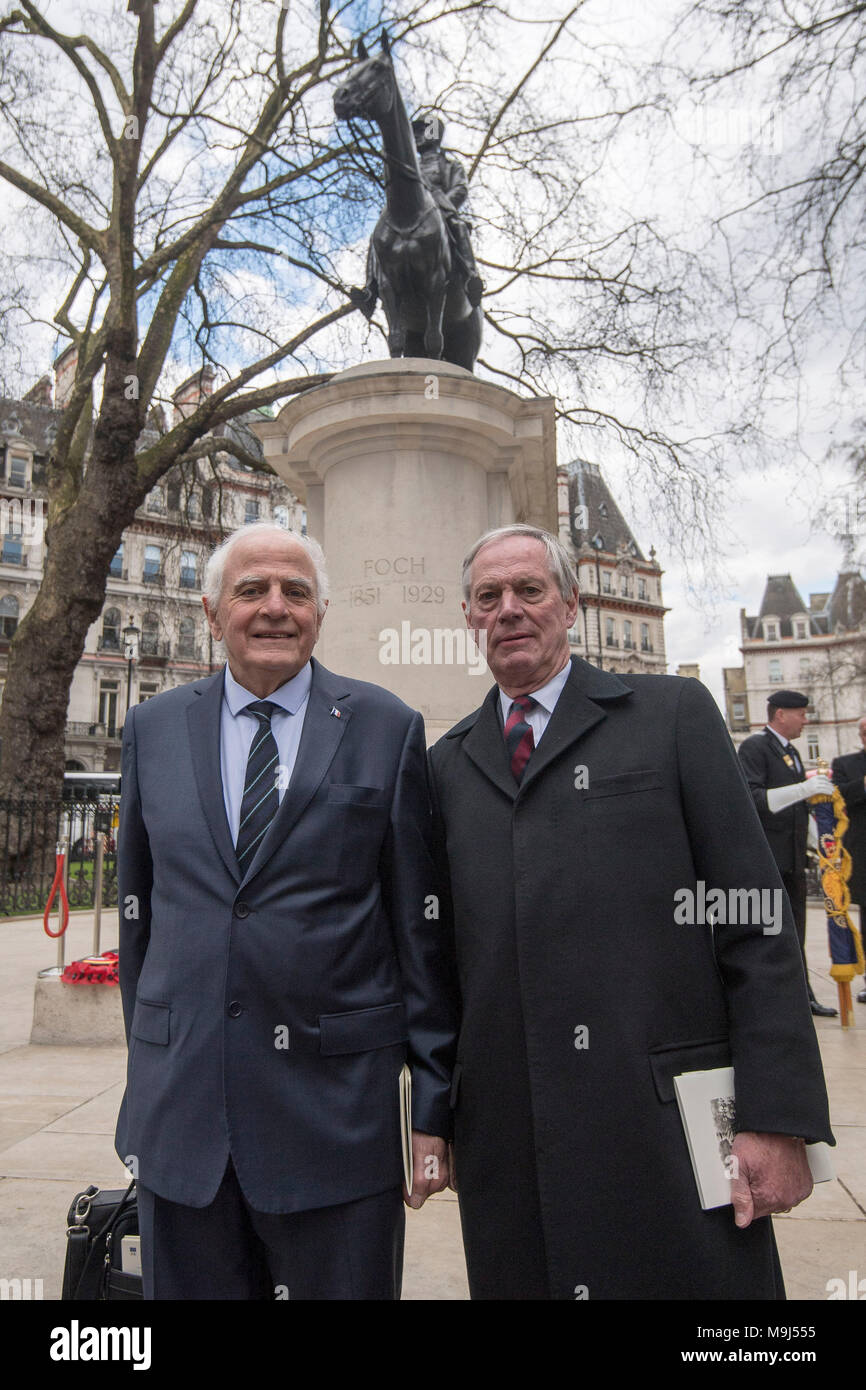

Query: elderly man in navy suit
[115,521,455,1300]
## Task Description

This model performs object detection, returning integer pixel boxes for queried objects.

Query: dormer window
[8,454,27,488]
[795,620,808,639]
[764,622,778,641]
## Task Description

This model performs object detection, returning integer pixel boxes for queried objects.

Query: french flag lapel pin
[330,705,342,718]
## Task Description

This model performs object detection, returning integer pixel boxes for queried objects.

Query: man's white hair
[203,521,329,616]
[462,524,578,601]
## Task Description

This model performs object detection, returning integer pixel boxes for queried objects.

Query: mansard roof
[0,398,63,456]
[565,457,646,563]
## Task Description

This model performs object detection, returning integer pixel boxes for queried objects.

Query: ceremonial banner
[809,780,865,1026]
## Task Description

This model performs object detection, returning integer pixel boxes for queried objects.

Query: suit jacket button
[228,1001,243,1018]
[234,902,250,918]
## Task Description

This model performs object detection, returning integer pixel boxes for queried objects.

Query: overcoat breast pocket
[581,768,664,800]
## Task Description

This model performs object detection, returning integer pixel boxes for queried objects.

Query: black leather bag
[62,1180,143,1300]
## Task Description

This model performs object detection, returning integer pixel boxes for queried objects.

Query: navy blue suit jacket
[114,659,456,1212]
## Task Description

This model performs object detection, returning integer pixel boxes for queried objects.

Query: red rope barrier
[43,846,69,939]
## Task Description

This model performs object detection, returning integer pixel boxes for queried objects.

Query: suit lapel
[462,686,517,801]
[764,729,800,781]
[186,669,240,884]
[238,660,352,888]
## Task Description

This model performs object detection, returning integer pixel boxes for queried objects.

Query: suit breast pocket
[131,998,171,1046]
[325,784,390,884]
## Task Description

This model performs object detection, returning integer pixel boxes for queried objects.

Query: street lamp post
[123,615,140,721]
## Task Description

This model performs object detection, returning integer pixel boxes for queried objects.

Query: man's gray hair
[203,521,329,615]
[462,524,579,601]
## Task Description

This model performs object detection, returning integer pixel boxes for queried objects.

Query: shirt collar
[765,723,791,748]
[224,661,312,717]
[498,658,572,724]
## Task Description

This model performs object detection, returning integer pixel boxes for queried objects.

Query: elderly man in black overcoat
[832,715,866,1004]
[428,524,833,1301]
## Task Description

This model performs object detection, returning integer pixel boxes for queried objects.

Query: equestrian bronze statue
[333,32,483,372]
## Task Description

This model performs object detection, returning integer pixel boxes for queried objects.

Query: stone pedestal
[254,359,557,739]
[30,976,125,1045]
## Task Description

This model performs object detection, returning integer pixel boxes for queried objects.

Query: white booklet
[399,1063,413,1195]
[673,1066,834,1209]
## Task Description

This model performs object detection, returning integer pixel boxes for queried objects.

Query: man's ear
[202,594,222,642]
[565,585,579,627]
[462,599,471,629]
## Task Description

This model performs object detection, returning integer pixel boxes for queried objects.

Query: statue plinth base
[254,359,557,738]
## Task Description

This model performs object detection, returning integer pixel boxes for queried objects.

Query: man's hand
[730,1132,813,1228]
[404,1131,449,1210]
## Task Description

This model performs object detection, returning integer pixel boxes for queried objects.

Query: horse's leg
[379,274,406,357]
[423,282,447,359]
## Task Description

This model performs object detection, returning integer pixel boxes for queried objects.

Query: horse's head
[333,31,394,123]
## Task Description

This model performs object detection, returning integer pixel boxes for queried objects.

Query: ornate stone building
[0,360,302,773]
[723,568,866,763]
[557,459,668,674]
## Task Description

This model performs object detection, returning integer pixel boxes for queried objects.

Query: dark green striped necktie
[236,701,280,870]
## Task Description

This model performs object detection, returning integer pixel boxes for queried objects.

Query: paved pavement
[0,903,862,1301]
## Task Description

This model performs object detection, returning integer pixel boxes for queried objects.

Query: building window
[620,576,630,597]
[109,544,123,578]
[146,487,165,515]
[640,622,651,652]
[138,683,158,702]
[795,621,807,639]
[180,551,197,589]
[799,657,810,678]
[273,505,289,530]
[8,454,27,488]
[764,622,778,641]
[623,620,634,649]
[0,594,18,638]
[143,545,162,582]
[98,681,119,735]
[605,617,617,647]
[807,735,820,761]
[602,571,612,594]
[732,698,746,722]
[769,658,782,683]
[177,616,197,659]
[101,607,121,651]
[188,491,201,520]
[166,480,181,512]
[202,485,214,521]
[1,531,23,564]
[244,498,260,525]
[140,612,160,656]
[638,578,647,600]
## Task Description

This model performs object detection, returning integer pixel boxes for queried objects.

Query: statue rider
[351,114,483,318]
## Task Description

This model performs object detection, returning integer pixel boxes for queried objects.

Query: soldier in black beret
[738,690,838,1016]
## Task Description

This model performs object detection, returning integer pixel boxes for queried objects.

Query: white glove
[766,775,834,813]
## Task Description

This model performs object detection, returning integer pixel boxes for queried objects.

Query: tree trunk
[0,451,143,803]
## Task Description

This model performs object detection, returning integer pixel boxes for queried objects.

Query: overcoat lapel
[186,669,240,884]
[462,658,633,798]
[239,660,352,888]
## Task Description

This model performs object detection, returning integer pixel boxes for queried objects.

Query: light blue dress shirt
[220,663,312,844]
[498,659,572,746]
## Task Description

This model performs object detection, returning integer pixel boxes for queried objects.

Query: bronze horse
[333,33,482,372]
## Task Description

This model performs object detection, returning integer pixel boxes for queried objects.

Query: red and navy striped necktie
[504,695,537,784]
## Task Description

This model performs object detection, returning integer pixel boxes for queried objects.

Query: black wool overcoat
[429,659,833,1301]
